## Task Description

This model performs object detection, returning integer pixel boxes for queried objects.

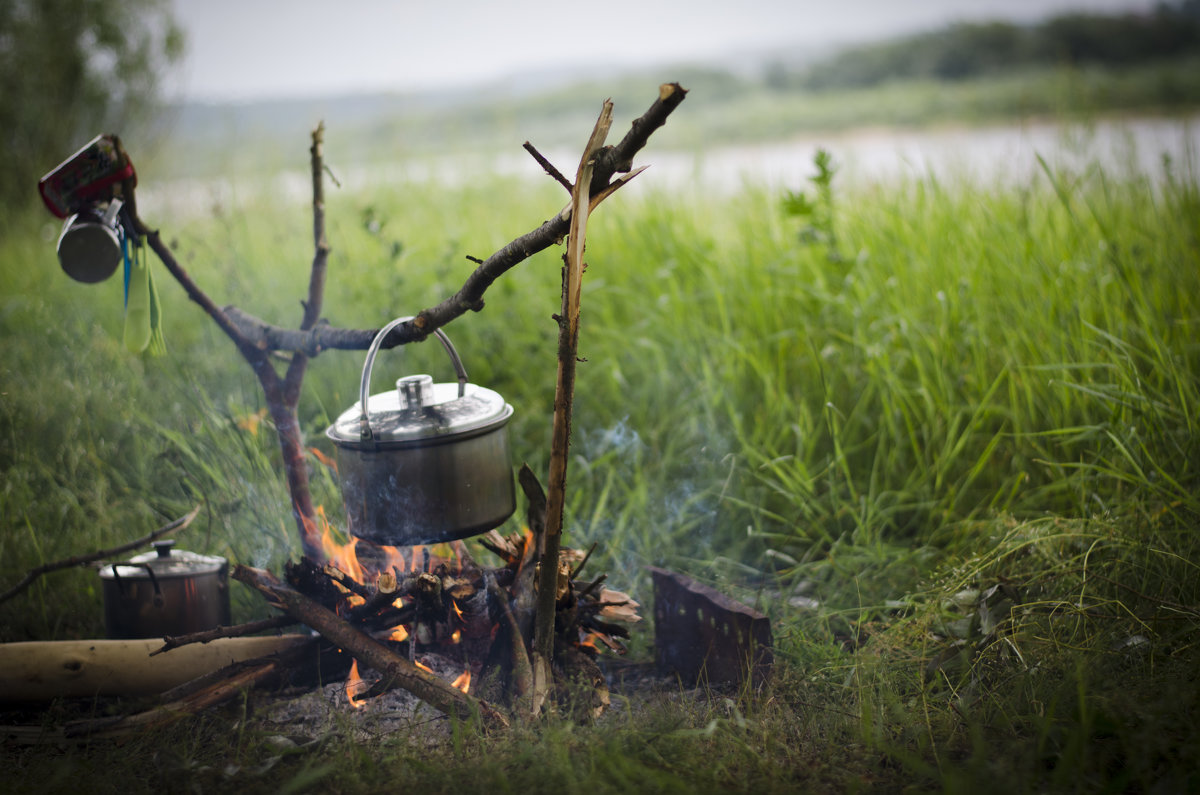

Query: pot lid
[326,374,513,449]
[99,540,226,579]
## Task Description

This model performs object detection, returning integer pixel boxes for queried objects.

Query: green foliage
[794,3,1200,91]
[781,148,841,262]
[0,0,184,210]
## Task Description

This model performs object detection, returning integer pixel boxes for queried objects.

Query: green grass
[1,129,1198,791]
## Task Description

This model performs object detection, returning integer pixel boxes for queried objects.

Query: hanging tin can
[56,198,125,283]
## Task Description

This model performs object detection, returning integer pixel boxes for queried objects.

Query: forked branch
[205,83,687,356]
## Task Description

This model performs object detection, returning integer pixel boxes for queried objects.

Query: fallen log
[0,634,309,702]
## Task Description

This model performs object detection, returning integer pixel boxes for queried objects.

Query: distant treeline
[780,1,1200,91]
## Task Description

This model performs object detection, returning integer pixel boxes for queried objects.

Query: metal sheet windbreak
[649,566,773,687]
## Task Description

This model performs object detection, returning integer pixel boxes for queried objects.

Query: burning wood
[213,476,639,726]
[233,564,510,729]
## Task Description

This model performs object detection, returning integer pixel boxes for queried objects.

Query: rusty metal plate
[648,566,773,687]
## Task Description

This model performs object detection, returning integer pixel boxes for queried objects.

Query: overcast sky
[169,0,1160,102]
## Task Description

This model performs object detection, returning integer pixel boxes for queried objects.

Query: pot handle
[359,315,468,441]
[109,562,165,607]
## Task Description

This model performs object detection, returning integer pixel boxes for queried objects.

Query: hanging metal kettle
[325,317,516,546]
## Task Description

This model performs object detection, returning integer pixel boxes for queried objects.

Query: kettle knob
[397,374,434,409]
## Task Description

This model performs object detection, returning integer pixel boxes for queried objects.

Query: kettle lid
[326,374,512,448]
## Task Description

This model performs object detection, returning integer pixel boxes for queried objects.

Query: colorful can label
[38,134,136,218]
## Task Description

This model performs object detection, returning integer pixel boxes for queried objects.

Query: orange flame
[451,669,471,693]
[379,544,408,576]
[515,526,535,576]
[346,659,367,709]
[415,660,434,674]
[450,629,462,644]
[313,505,364,579]
[451,600,464,621]
[308,446,338,471]
[388,624,410,642]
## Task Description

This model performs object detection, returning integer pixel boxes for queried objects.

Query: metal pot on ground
[325,316,516,546]
[99,540,231,639]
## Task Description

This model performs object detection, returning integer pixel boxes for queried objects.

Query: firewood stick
[569,542,598,580]
[531,99,614,717]
[63,650,303,739]
[233,564,508,729]
[518,463,548,553]
[347,570,404,621]
[367,602,417,631]
[486,572,533,707]
[155,636,318,703]
[576,573,607,602]
[322,562,374,600]
[0,505,200,605]
[150,614,298,656]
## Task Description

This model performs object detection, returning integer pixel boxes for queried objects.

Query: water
[139,115,1200,219]
[646,115,1200,191]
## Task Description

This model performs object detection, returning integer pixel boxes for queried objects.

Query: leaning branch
[216,83,688,356]
[530,100,613,715]
[0,506,200,605]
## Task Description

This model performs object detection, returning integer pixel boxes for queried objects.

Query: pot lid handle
[359,315,468,441]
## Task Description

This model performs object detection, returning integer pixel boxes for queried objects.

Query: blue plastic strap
[122,230,131,309]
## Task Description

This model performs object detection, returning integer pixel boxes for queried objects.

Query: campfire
[296,489,640,707]
[229,460,642,728]
[2,82,771,739]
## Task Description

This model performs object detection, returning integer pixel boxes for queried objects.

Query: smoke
[578,416,646,461]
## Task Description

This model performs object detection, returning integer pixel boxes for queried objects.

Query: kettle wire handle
[359,316,468,441]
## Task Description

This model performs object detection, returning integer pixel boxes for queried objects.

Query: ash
[248,654,718,747]
[250,652,466,745]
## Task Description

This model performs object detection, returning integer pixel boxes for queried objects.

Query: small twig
[523,141,574,193]
[323,163,341,188]
[576,573,608,602]
[150,614,298,657]
[569,542,598,581]
[0,505,200,605]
